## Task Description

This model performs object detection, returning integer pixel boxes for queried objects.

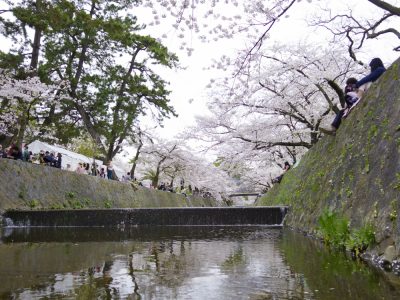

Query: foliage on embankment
[0,158,217,211]
[258,56,400,263]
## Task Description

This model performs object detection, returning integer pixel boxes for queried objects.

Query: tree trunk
[69,0,104,154]
[310,130,319,145]
[30,0,43,71]
[105,141,115,163]
[74,102,106,155]
[153,164,161,188]
[106,52,141,162]
[169,176,175,188]
[16,0,43,147]
[30,28,42,71]
[16,116,27,148]
[130,142,142,179]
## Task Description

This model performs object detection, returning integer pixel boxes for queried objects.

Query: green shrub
[67,199,86,209]
[81,197,92,207]
[318,209,376,256]
[104,200,112,208]
[66,191,76,199]
[345,224,375,256]
[49,204,63,210]
[317,209,349,249]
[28,199,39,209]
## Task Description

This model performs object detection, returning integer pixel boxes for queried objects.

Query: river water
[0,226,399,299]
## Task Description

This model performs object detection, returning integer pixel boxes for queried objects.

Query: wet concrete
[3,206,288,227]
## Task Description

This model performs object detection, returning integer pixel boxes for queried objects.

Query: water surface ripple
[0,226,399,299]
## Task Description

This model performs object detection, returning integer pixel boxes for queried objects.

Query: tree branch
[234,0,297,77]
[326,79,345,108]
[368,0,400,16]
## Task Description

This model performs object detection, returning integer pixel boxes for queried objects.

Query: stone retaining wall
[0,158,217,212]
[258,56,400,271]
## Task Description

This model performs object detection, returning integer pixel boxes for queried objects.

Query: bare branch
[234,0,297,77]
[368,0,400,16]
[368,27,400,39]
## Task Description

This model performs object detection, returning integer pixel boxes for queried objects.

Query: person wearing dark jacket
[332,77,358,129]
[55,153,62,168]
[343,58,386,117]
[9,144,22,160]
[356,58,386,90]
[320,77,358,135]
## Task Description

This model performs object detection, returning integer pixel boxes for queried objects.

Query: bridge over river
[228,192,264,205]
[3,206,288,227]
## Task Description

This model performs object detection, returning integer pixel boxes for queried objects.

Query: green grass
[317,209,375,256]
[104,200,112,208]
[28,199,39,209]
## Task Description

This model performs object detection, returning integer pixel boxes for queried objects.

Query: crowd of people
[155,181,208,197]
[0,143,212,198]
[71,161,114,179]
[0,144,36,163]
[156,181,191,193]
[0,143,117,179]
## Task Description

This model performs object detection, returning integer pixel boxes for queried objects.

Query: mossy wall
[0,158,217,211]
[258,56,400,258]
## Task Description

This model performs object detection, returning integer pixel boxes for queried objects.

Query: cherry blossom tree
[147,0,397,191]
[187,42,366,190]
[143,0,399,68]
[127,125,157,179]
[138,139,179,187]
[135,137,235,198]
[0,69,65,146]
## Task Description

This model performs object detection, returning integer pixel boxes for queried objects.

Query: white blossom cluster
[139,0,300,55]
[0,69,64,136]
[186,42,366,190]
[135,136,236,199]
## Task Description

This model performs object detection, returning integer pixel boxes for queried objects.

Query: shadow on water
[0,226,399,299]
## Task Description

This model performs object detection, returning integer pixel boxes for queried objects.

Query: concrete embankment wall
[258,57,400,264]
[0,158,217,212]
[4,207,287,227]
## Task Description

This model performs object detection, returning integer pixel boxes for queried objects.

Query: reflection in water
[279,230,400,300]
[0,226,399,299]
